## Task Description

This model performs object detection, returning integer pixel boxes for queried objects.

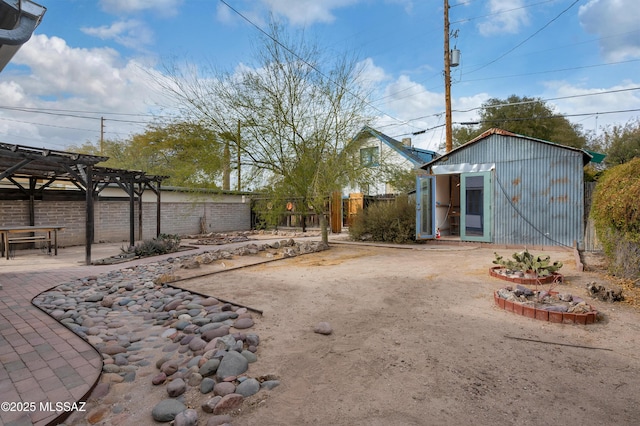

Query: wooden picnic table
[0,225,65,260]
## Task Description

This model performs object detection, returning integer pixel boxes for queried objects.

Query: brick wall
[0,199,251,247]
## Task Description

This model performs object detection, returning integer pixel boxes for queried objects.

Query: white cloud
[215,2,235,25]
[217,0,414,28]
[543,79,640,133]
[383,75,442,114]
[373,76,493,151]
[452,93,492,124]
[579,0,640,61]
[477,0,529,37]
[384,0,414,15]
[1,35,164,149]
[81,20,154,50]
[99,0,184,16]
[356,58,389,89]
[369,75,444,150]
[0,80,26,105]
[259,0,360,26]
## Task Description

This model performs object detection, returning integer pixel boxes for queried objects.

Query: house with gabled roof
[334,126,438,232]
[348,126,438,196]
[415,128,596,248]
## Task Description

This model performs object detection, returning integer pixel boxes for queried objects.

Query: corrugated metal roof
[421,128,592,169]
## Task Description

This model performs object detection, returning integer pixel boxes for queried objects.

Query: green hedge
[591,158,640,279]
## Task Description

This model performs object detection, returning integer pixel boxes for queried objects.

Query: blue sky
[1,0,639,152]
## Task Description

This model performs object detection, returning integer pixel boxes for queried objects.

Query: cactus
[493,249,563,277]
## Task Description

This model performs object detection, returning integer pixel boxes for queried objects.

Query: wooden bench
[7,235,49,243]
[0,226,64,260]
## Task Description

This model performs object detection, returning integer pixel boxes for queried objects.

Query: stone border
[493,291,598,325]
[489,266,563,285]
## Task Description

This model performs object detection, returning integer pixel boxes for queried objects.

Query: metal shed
[416,128,592,248]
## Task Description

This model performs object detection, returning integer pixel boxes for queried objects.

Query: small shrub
[349,195,416,244]
[125,234,181,257]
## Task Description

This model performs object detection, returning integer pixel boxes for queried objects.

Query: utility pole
[222,137,230,191]
[236,120,241,192]
[444,0,453,153]
[100,117,105,155]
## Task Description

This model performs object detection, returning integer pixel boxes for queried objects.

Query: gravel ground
[33,241,640,425]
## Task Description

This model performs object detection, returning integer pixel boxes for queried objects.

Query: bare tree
[158,22,379,243]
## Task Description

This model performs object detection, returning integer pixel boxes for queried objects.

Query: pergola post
[129,180,135,247]
[85,165,93,265]
[156,181,162,237]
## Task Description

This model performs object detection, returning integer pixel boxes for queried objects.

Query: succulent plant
[493,249,563,277]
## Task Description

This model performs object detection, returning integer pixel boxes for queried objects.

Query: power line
[0,105,161,118]
[0,105,160,124]
[3,82,637,142]
[460,108,640,125]
[390,107,640,139]
[353,56,638,109]
[453,87,640,113]
[451,0,558,24]
[359,1,562,107]
[0,116,100,133]
[372,30,638,107]
[218,0,409,128]
[465,0,583,75]
[459,59,640,83]
[378,87,640,135]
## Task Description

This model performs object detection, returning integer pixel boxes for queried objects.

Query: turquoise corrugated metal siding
[439,134,584,247]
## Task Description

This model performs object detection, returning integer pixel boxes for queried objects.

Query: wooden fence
[583,182,602,252]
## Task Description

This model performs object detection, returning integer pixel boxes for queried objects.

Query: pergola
[0,143,168,264]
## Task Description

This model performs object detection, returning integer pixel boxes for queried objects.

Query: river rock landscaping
[32,239,328,425]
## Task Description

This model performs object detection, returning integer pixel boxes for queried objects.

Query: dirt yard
[176,242,640,426]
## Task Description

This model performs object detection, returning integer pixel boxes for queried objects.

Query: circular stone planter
[489,266,563,285]
[494,291,598,325]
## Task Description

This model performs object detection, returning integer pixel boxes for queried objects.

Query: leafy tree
[124,121,225,187]
[68,139,136,169]
[596,119,640,166]
[157,21,379,243]
[449,95,588,149]
[70,121,225,188]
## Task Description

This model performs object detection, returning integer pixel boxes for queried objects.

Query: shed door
[416,175,436,239]
[460,171,492,242]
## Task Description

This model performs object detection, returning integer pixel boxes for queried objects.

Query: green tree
[158,21,378,243]
[70,121,225,188]
[596,119,640,166]
[449,95,588,149]
[125,121,225,188]
[67,139,135,169]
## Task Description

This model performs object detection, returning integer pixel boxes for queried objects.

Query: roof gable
[357,126,438,165]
